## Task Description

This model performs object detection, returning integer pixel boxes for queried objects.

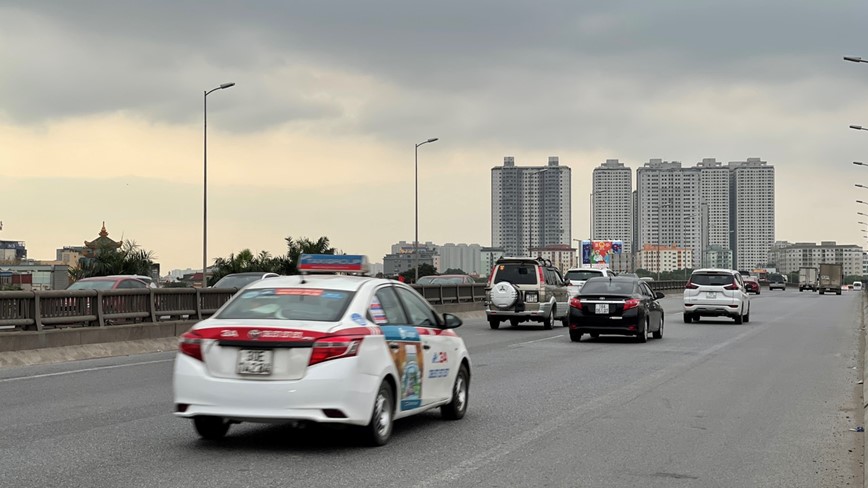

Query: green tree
[444,268,466,275]
[69,241,156,281]
[399,263,437,283]
[209,249,282,285]
[277,236,337,275]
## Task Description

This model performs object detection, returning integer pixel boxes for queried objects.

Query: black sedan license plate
[237,349,273,375]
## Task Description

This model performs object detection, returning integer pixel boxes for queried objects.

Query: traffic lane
[416,287,862,487]
[0,292,854,488]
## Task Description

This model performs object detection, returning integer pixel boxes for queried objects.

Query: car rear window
[690,273,734,286]
[217,288,354,321]
[580,280,635,295]
[493,264,538,285]
[564,270,603,282]
[768,274,784,282]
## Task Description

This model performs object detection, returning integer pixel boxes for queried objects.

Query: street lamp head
[844,56,865,63]
[855,162,867,166]
[859,200,867,204]
[857,184,868,189]
[219,82,236,89]
[851,125,865,130]
[427,138,439,143]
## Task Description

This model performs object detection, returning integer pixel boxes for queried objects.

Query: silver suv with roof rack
[485,256,570,330]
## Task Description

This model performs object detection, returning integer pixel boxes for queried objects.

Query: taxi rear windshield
[217,288,354,322]
[493,264,538,285]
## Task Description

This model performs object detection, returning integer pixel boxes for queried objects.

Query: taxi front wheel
[193,416,230,440]
[441,365,470,420]
[362,381,394,446]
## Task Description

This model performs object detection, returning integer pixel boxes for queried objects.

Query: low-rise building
[529,244,577,273]
[769,241,864,276]
[636,245,694,273]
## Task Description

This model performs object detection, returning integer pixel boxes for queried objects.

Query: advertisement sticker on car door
[380,325,424,411]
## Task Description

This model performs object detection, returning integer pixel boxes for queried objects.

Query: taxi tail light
[179,330,204,361]
[537,266,544,284]
[623,298,641,311]
[309,335,363,366]
[724,280,739,290]
[569,297,583,309]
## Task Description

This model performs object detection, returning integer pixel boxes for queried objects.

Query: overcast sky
[2,1,867,271]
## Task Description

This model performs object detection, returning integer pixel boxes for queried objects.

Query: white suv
[563,267,615,297]
[683,268,751,324]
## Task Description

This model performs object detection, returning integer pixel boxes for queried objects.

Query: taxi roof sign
[298,254,369,274]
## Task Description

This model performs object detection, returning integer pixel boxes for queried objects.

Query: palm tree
[69,240,156,281]
[209,249,282,285]
[278,236,337,274]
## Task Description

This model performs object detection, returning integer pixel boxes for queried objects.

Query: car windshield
[565,270,603,282]
[580,280,635,295]
[428,277,468,285]
[690,273,734,286]
[493,264,538,285]
[67,280,116,290]
[217,288,354,321]
[213,275,267,289]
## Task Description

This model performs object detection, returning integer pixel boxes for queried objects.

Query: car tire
[569,330,582,342]
[744,311,750,323]
[509,318,520,327]
[488,319,500,330]
[543,308,553,330]
[692,315,701,322]
[653,316,664,339]
[363,381,394,447]
[636,318,648,343]
[489,282,520,309]
[561,315,570,327]
[193,416,230,440]
[734,310,743,324]
[683,313,692,324]
[441,365,469,421]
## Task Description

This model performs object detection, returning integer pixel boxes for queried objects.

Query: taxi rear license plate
[706,292,717,299]
[237,349,273,375]
[595,304,609,314]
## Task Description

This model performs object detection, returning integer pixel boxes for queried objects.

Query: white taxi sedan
[173,255,471,446]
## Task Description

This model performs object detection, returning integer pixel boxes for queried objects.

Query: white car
[173,254,471,446]
[563,267,615,297]
[854,281,863,291]
[683,268,751,324]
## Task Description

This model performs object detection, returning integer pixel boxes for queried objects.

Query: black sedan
[568,276,665,343]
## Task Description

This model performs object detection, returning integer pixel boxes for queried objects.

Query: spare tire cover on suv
[490,282,519,308]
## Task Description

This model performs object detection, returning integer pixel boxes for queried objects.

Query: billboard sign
[581,240,623,268]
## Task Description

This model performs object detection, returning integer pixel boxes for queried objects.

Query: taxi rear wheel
[363,381,394,446]
[193,416,230,440]
[441,365,470,420]
[488,319,501,330]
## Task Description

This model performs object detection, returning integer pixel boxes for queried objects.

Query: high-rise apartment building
[697,158,732,268]
[636,160,702,268]
[491,156,571,256]
[730,158,775,270]
[591,159,633,252]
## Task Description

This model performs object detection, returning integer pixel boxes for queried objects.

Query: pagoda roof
[84,222,122,250]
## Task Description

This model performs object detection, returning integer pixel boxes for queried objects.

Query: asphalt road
[0,289,863,488]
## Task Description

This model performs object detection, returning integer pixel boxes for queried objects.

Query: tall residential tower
[591,159,633,252]
[491,156,571,256]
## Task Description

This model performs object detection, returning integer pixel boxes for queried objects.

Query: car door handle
[423,345,431,350]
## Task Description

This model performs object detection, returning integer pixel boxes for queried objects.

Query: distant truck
[798,267,818,292]
[818,263,843,295]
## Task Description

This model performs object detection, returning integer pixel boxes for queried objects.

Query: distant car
[104,274,158,288]
[854,281,863,291]
[743,276,761,295]
[563,267,615,297]
[567,276,665,343]
[415,274,475,285]
[67,276,150,290]
[211,272,280,289]
[486,257,570,329]
[683,268,751,324]
[768,273,786,291]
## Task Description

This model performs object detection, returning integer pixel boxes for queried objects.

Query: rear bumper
[568,310,641,334]
[486,301,554,321]
[683,304,740,317]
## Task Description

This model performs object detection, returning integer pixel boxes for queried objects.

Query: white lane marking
[414,324,764,488]
[0,359,173,383]
[507,335,564,348]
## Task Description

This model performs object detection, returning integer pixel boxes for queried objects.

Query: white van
[853,281,863,291]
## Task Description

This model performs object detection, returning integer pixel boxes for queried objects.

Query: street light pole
[414,137,439,284]
[202,82,235,288]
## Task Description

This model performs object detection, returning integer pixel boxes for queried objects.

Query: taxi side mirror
[655,292,665,300]
[442,313,463,329]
